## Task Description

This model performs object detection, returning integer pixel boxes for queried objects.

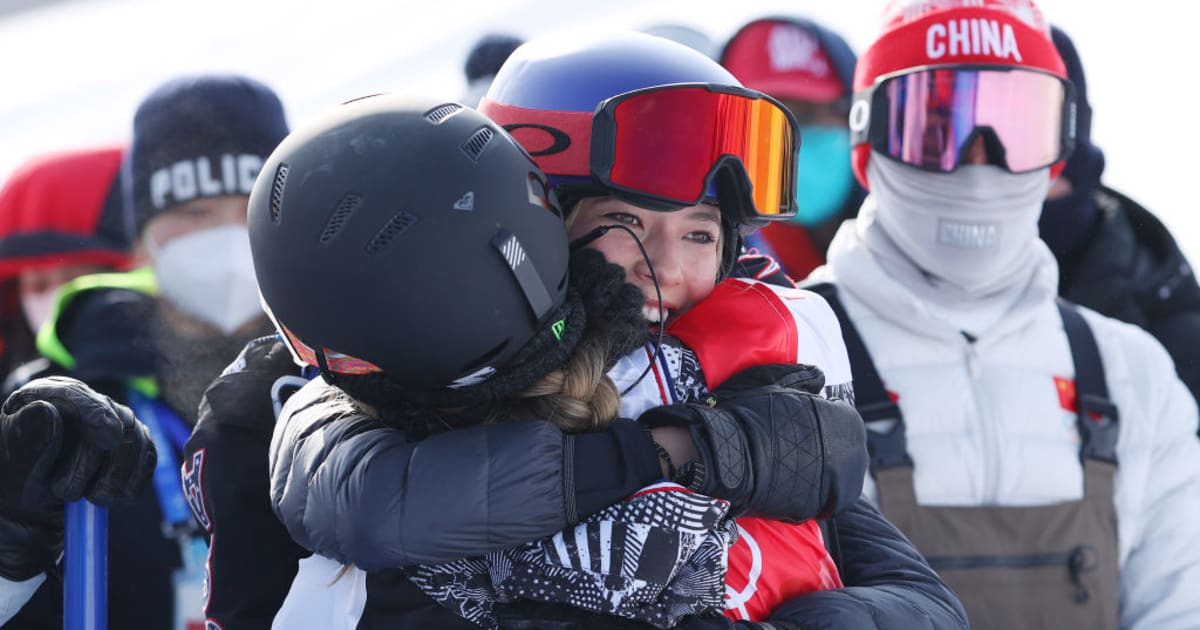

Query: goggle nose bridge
[952,126,1010,170]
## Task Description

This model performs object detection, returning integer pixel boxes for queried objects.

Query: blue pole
[64,500,106,630]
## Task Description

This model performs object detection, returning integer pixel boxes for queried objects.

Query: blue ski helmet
[479,31,785,273]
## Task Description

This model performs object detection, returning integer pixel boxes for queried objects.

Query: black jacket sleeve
[183,337,310,630]
[760,497,968,629]
[269,379,662,568]
[619,498,968,630]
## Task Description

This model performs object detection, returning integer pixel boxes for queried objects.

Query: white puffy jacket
[808,222,1200,629]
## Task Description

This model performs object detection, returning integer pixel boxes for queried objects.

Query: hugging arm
[269,365,867,569]
[269,380,662,567]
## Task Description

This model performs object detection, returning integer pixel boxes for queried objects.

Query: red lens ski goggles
[850,66,1076,173]
[590,83,800,222]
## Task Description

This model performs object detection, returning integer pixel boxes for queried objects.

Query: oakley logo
[926,19,1022,62]
[938,219,998,249]
[502,123,571,157]
[767,24,829,76]
[149,154,262,210]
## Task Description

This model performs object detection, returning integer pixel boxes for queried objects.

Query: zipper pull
[1068,545,1093,604]
[961,333,981,380]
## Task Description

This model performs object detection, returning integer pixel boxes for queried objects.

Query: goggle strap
[848,89,874,146]
[479,98,594,178]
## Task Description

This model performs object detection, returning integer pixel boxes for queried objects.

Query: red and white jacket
[610,276,854,621]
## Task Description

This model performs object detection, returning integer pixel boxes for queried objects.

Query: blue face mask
[792,126,854,227]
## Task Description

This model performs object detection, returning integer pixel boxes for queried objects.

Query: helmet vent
[461,127,495,162]
[365,210,418,254]
[319,193,363,244]
[425,103,463,125]
[269,163,289,224]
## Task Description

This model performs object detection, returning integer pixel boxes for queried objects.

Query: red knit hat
[851,0,1068,187]
[0,146,134,282]
[721,19,846,103]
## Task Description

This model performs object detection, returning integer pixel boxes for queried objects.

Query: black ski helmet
[248,95,572,392]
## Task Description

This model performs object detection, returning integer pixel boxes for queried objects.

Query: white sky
[1,0,1194,263]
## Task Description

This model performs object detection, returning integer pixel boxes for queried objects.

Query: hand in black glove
[0,376,157,580]
[639,364,866,522]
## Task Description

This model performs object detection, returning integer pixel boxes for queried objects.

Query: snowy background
[1,0,1194,264]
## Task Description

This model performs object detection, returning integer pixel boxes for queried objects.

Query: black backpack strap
[1056,299,1119,465]
[805,282,913,474]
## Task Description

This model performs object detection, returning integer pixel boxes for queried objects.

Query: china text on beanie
[854,0,1065,93]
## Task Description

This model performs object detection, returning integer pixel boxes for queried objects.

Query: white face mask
[149,224,263,335]
[866,155,1050,295]
[21,287,59,333]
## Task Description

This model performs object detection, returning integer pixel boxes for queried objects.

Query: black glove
[639,364,866,522]
[0,376,157,580]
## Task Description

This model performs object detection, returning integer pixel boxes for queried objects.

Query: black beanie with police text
[126,74,289,237]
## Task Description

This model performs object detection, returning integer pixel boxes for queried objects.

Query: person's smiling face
[568,195,722,324]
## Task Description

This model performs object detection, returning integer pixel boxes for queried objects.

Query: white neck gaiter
[863,154,1049,298]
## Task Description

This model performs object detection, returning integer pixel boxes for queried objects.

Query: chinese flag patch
[1054,376,1077,412]
[1055,376,1106,421]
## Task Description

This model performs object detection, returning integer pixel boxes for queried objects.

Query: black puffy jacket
[1061,187,1200,418]
[269,377,661,568]
[187,337,663,629]
[182,336,312,630]
[270,379,967,628]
